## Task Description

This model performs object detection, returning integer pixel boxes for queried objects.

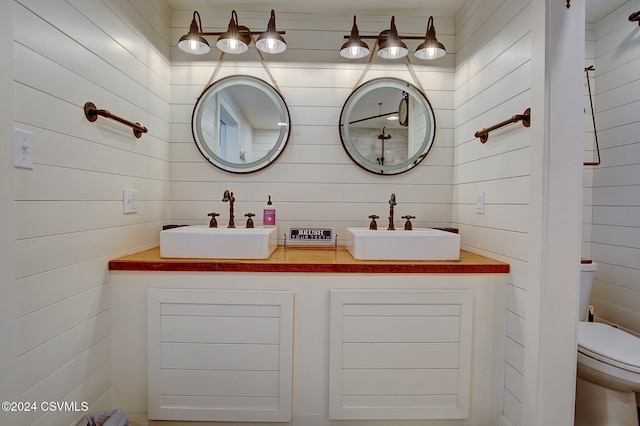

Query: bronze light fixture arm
[629,10,640,26]
[344,34,433,41]
[200,30,286,37]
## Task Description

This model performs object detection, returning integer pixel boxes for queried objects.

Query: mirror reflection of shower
[377,126,392,165]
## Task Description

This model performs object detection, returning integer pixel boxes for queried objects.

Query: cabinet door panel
[330,289,473,420]
[148,289,293,422]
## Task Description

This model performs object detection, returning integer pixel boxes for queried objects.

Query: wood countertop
[109,246,509,274]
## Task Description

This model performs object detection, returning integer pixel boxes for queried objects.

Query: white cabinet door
[147,289,294,422]
[329,289,473,420]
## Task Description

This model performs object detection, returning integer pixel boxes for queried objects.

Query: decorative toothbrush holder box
[284,227,336,249]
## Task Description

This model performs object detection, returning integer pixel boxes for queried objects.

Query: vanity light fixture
[216,10,251,54]
[340,15,446,61]
[256,10,287,54]
[178,9,287,56]
[340,16,370,59]
[414,16,446,60]
[178,11,211,55]
[377,17,408,59]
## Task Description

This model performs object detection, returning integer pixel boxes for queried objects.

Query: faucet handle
[207,212,220,228]
[402,214,416,230]
[244,212,255,229]
[368,214,379,230]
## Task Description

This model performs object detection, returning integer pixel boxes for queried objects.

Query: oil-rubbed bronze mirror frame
[192,75,291,173]
[339,77,436,175]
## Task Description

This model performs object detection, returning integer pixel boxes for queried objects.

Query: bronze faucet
[402,215,415,230]
[368,214,379,230]
[388,193,396,230]
[245,213,255,228]
[222,190,236,228]
[207,212,220,228]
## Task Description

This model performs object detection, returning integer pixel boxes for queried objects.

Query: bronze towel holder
[84,102,148,138]
[475,108,531,143]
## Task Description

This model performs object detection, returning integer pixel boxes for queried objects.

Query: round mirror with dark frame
[192,75,291,173]
[339,77,436,175]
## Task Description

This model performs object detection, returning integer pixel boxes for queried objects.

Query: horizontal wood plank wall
[453,0,531,424]
[590,0,640,336]
[583,23,596,260]
[169,10,456,240]
[12,0,171,424]
[0,0,16,416]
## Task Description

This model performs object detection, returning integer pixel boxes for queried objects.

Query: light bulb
[227,38,239,52]
[388,47,400,58]
[265,38,277,52]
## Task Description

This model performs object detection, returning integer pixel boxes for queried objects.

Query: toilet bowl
[575,261,640,426]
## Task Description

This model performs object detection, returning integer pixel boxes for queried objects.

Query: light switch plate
[476,191,485,214]
[123,189,138,214]
[14,128,34,169]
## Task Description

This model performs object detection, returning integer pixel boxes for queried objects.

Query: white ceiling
[166,0,630,23]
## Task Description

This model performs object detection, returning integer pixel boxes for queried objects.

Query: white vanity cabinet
[110,271,507,426]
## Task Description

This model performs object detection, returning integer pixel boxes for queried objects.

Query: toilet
[575,261,640,426]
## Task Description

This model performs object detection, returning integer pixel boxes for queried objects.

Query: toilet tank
[578,261,597,321]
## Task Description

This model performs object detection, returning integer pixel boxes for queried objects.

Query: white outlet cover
[123,188,138,214]
[476,191,485,214]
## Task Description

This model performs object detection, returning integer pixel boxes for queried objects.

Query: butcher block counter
[108,246,509,274]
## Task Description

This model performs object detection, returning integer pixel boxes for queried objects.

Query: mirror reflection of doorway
[219,106,239,163]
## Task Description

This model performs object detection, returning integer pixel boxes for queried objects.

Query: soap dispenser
[263,195,276,227]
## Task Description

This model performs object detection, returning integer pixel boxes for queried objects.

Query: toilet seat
[577,322,640,374]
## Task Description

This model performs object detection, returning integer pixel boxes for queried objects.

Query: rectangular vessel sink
[160,226,278,259]
[345,228,461,261]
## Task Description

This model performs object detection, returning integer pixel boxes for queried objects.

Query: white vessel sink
[345,228,461,261]
[160,226,278,259]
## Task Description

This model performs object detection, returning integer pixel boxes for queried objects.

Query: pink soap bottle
[263,195,276,227]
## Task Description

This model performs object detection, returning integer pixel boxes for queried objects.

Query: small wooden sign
[285,227,336,248]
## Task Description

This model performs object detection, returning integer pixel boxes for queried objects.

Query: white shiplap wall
[583,22,596,259]
[589,0,640,336]
[453,0,532,424]
[11,1,170,424]
[0,1,18,421]
[169,10,456,236]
